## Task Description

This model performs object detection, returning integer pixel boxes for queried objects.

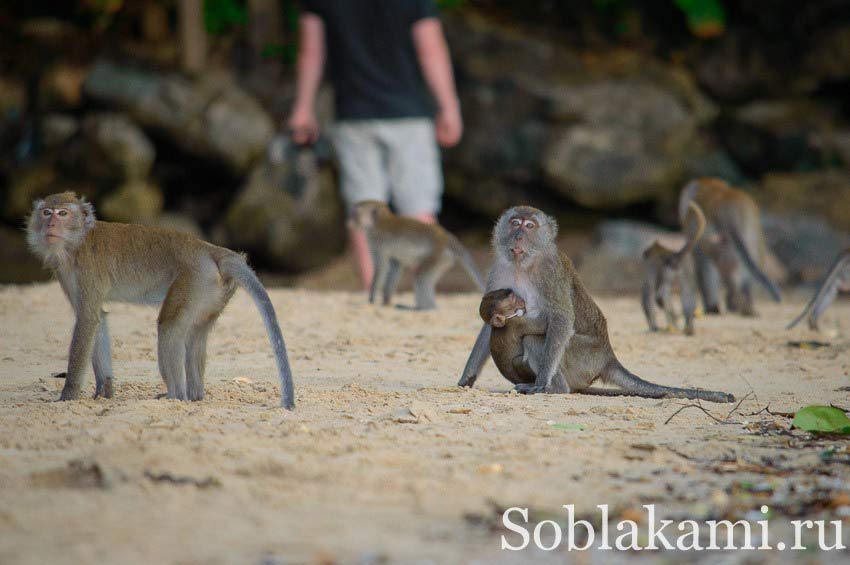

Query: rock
[222,145,344,272]
[696,33,782,101]
[757,170,850,232]
[761,213,850,285]
[0,227,51,284]
[0,75,25,116]
[3,163,57,221]
[84,61,273,172]
[82,113,155,180]
[40,114,79,148]
[720,99,835,175]
[441,9,716,212]
[40,63,89,109]
[801,25,850,86]
[98,180,164,223]
[541,80,697,207]
[576,220,684,293]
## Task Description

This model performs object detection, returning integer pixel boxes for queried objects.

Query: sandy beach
[1,282,849,563]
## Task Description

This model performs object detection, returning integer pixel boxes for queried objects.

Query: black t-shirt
[303,0,438,120]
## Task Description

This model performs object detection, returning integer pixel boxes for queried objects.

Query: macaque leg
[91,310,115,399]
[382,258,402,306]
[739,280,756,317]
[659,288,678,330]
[157,277,198,401]
[515,336,570,392]
[412,252,452,310]
[61,308,102,400]
[809,285,838,331]
[185,318,216,401]
[369,253,389,305]
[641,280,659,332]
[680,275,697,336]
[694,248,721,314]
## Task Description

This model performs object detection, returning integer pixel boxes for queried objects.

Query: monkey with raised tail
[459,206,735,403]
[641,202,706,335]
[27,192,296,408]
[679,178,781,316]
[350,200,485,310]
[787,248,850,331]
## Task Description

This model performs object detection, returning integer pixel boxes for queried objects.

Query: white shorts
[330,118,443,216]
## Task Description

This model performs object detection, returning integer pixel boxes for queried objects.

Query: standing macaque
[27,192,296,409]
[350,200,485,310]
[459,206,734,403]
[641,202,706,335]
[787,249,850,331]
[679,178,781,316]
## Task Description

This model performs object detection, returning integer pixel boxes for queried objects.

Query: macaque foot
[93,378,114,399]
[51,372,67,379]
[58,384,81,401]
[514,383,549,395]
[704,305,721,315]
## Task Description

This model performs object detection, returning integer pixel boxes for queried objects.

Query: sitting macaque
[641,202,705,335]
[479,289,546,385]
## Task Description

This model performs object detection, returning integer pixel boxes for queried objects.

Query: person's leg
[330,121,388,289]
[381,119,443,223]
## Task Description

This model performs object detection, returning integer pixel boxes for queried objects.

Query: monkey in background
[679,178,781,316]
[350,200,485,310]
[641,202,706,335]
[787,248,850,331]
[459,205,735,403]
[27,192,296,409]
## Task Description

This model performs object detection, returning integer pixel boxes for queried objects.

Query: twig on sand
[664,391,753,426]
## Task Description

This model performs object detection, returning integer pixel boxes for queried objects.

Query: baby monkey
[787,248,850,331]
[350,201,485,310]
[641,202,706,335]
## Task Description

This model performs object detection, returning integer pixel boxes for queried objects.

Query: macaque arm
[507,315,547,336]
[91,311,114,398]
[457,323,492,388]
[61,304,102,400]
[533,313,573,391]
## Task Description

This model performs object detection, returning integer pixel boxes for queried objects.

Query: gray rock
[757,170,850,232]
[84,61,273,172]
[762,213,850,285]
[40,113,79,148]
[83,113,155,180]
[98,180,164,223]
[222,144,344,272]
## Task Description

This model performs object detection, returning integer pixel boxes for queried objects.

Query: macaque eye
[524,220,536,229]
[42,209,52,217]
[510,218,522,227]
[57,210,69,217]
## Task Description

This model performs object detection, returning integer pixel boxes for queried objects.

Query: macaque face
[481,289,527,328]
[40,205,78,244]
[493,206,557,265]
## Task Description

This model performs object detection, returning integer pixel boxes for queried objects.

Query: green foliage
[674,0,725,38]
[204,0,247,35]
[792,405,850,434]
[593,0,725,38]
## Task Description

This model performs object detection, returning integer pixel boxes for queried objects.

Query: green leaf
[551,423,587,431]
[792,405,850,434]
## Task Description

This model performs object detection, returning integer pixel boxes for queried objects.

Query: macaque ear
[32,199,45,214]
[80,199,97,228]
[491,314,506,328]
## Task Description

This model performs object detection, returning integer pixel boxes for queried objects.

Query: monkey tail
[448,235,486,292]
[672,202,705,267]
[220,255,295,410]
[727,225,782,302]
[787,249,850,329]
[603,360,735,403]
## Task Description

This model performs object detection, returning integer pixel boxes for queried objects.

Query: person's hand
[288,105,319,145]
[435,103,462,147]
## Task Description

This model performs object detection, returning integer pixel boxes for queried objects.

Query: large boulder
[83,61,273,173]
[761,213,850,285]
[98,180,164,223]
[221,145,344,272]
[442,9,717,213]
[756,170,850,232]
[82,113,155,180]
